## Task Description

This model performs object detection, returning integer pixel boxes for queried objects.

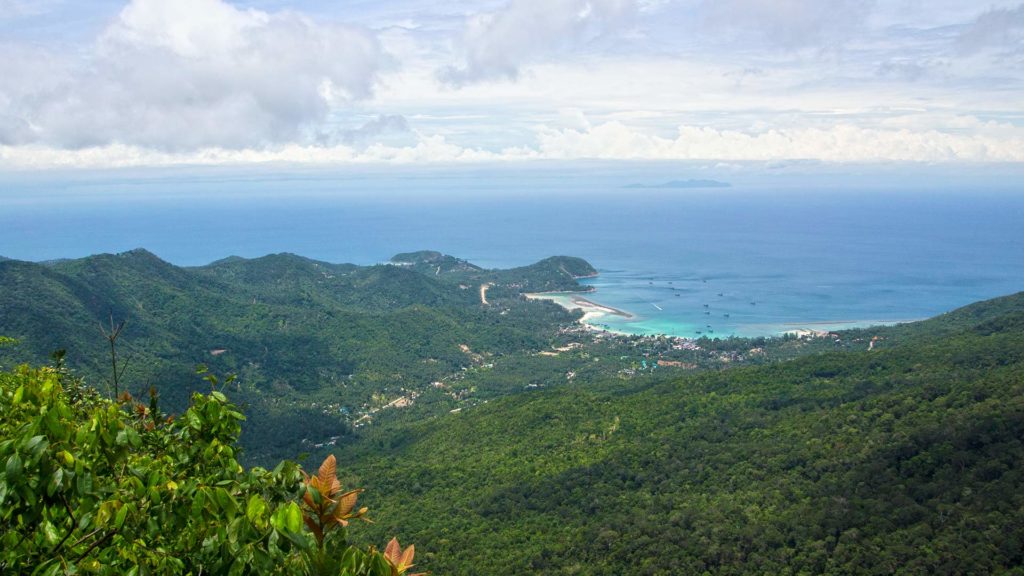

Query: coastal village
[296,291,876,448]
[286,253,890,449]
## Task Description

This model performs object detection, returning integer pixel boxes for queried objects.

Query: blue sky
[1,0,1023,169]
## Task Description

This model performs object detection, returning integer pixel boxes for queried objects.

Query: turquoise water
[575,277,919,338]
[1,168,1022,338]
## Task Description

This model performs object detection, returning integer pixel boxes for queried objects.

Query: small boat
[704,311,710,315]
[651,303,663,311]
[703,304,709,308]
[717,292,723,297]
[724,313,730,318]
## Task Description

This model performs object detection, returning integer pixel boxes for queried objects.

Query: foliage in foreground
[0,360,424,575]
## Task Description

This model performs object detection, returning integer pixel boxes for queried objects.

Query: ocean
[2,166,1023,337]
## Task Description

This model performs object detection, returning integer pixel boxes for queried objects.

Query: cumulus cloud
[439,0,638,86]
[2,0,1022,168]
[4,115,1023,169]
[0,134,512,169]
[0,0,384,150]
[534,118,1024,162]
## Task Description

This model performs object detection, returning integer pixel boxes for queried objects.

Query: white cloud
[1,0,1023,168]
[0,134,515,169]
[0,0,383,150]
[534,118,1024,162]
[3,114,1022,169]
[439,0,638,86]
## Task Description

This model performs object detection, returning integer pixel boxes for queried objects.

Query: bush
[0,361,423,575]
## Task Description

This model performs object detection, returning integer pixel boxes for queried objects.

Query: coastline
[526,289,920,340]
[524,292,635,333]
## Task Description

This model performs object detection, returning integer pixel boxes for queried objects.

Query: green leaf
[58,450,74,466]
[48,468,64,496]
[25,435,47,454]
[36,559,62,576]
[284,502,302,533]
[124,427,142,448]
[5,453,23,483]
[246,494,267,523]
[271,501,304,535]
[114,502,130,529]
[214,487,239,518]
[43,521,61,546]
[77,473,94,496]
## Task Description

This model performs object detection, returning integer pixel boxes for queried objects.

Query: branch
[75,529,117,563]
[52,494,78,553]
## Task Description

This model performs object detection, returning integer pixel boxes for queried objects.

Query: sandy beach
[524,292,634,328]
[775,318,920,338]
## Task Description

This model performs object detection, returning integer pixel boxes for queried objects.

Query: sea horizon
[3,169,1022,340]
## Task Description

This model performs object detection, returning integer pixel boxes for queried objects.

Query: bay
[2,168,1022,337]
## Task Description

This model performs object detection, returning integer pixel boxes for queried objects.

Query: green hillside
[389,250,483,276]
[4,248,1023,573]
[344,294,1024,575]
[391,250,598,294]
[0,249,585,464]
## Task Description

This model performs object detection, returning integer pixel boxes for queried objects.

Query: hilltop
[0,249,593,463]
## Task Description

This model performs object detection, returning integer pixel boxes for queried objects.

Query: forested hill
[2,245,1023,572]
[347,292,1024,574]
[843,290,1024,347]
[391,250,598,293]
[0,248,589,464]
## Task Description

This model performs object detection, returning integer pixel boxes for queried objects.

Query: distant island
[623,179,731,189]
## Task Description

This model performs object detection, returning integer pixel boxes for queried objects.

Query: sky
[1,0,1023,169]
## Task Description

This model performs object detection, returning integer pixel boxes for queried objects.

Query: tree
[0,360,425,575]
